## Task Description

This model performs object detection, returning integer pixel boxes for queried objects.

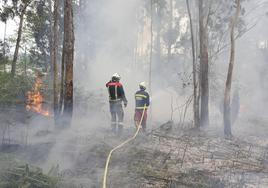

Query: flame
[26,77,51,117]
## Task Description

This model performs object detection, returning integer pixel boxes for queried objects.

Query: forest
[0,0,268,187]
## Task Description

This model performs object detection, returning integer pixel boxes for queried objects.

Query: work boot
[118,123,123,136]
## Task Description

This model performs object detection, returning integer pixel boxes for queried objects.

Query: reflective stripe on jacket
[106,81,127,103]
[135,89,150,109]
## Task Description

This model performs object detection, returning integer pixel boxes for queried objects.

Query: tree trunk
[149,0,153,123]
[48,0,53,77]
[59,0,65,117]
[224,0,240,138]
[62,0,74,126]
[24,46,27,75]
[52,0,60,123]
[11,9,26,77]
[167,0,173,63]
[199,0,209,127]
[155,3,161,67]
[186,0,199,128]
[3,21,7,73]
[59,50,65,115]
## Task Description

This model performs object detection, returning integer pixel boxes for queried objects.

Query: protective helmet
[112,73,121,81]
[139,82,146,90]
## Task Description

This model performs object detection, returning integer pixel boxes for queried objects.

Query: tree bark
[167,0,173,63]
[48,0,53,77]
[59,0,65,117]
[149,0,153,122]
[224,0,240,138]
[52,0,60,123]
[3,21,7,73]
[155,2,161,67]
[11,6,27,77]
[62,0,74,126]
[199,0,209,127]
[149,0,153,95]
[186,0,199,128]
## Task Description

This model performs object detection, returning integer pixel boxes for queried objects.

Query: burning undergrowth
[26,73,51,117]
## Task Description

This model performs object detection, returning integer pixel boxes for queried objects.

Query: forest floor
[0,106,268,188]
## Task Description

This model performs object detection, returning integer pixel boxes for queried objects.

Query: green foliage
[1,0,51,70]
[0,72,34,105]
[26,1,51,70]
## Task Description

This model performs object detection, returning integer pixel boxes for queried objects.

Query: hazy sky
[0,1,17,40]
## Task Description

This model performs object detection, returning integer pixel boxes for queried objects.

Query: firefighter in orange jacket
[106,73,128,134]
[134,82,150,133]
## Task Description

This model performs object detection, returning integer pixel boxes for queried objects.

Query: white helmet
[112,73,121,81]
[139,82,146,90]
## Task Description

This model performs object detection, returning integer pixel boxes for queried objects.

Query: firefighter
[106,73,128,134]
[134,82,150,133]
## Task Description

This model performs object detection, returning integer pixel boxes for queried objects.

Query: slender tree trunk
[149,0,153,95]
[149,0,153,123]
[167,0,173,63]
[186,0,199,128]
[3,21,7,73]
[11,9,26,77]
[24,46,27,75]
[52,0,60,123]
[48,0,53,77]
[155,3,161,67]
[224,0,240,138]
[199,0,209,127]
[195,7,200,119]
[59,0,65,117]
[59,51,65,115]
[62,0,74,126]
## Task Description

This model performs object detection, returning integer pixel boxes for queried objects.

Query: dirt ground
[0,106,268,188]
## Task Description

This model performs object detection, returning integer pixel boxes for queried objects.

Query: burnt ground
[0,106,268,188]
[60,123,268,188]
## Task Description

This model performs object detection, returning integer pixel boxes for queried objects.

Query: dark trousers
[109,102,124,131]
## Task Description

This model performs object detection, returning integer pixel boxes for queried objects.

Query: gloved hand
[124,102,127,108]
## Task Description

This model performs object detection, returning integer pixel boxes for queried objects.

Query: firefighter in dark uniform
[134,82,150,133]
[106,73,128,134]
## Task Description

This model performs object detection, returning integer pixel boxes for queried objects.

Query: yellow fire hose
[102,105,147,188]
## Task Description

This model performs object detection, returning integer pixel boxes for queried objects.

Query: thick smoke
[15,0,268,176]
[74,0,185,124]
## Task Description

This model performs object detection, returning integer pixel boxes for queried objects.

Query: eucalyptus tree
[199,0,209,127]
[0,5,14,72]
[7,0,32,77]
[185,0,199,127]
[224,0,241,138]
[51,0,60,123]
[61,0,74,126]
